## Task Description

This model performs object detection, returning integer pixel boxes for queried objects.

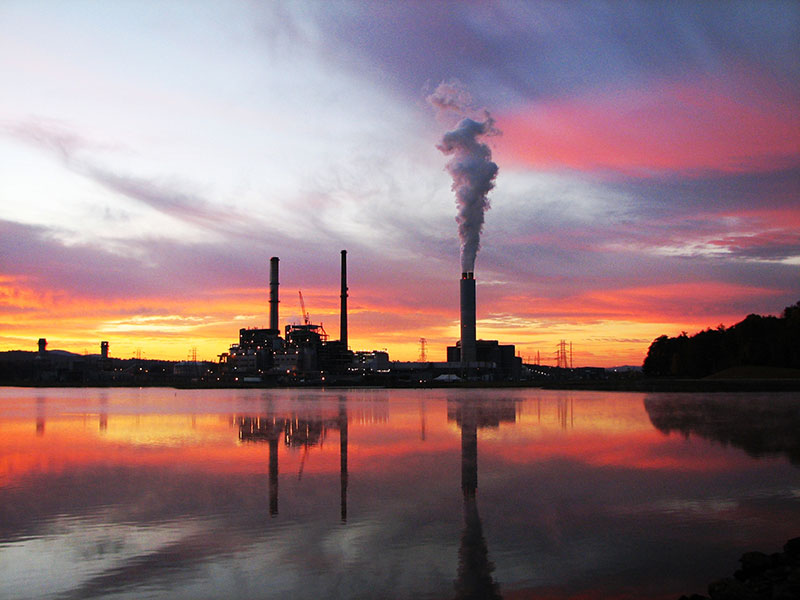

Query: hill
[643,301,800,379]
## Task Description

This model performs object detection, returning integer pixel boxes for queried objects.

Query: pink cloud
[495,72,800,175]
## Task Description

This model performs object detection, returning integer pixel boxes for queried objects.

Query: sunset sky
[1,1,798,366]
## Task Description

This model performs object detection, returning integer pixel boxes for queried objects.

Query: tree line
[643,301,800,378]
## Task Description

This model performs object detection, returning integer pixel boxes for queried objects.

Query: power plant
[443,272,520,380]
[217,248,521,384]
[218,250,380,384]
[3,87,556,387]
[427,80,512,380]
[5,86,530,386]
[6,249,525,386]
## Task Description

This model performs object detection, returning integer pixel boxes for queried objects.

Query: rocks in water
[784,538,800,558]
[678,537,800,600]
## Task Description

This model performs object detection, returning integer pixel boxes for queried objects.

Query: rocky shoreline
[680,538,800,599]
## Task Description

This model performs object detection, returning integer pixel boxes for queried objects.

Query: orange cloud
[477,280,790,365]
[2,247,795,366]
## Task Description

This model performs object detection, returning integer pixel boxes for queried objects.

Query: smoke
[428,81,499,273]
[427,80,474,114]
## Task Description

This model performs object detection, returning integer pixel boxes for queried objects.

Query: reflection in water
[99,392,108,432]
[2,389,799,600]
[449,398,516,600]
[644,394,800,465]
[34,393,111,436]
[36,395,45,436]
[557,396,573,430]
[339,398,348,523]
[270,432,279,515]
[238,415,283,515]
[237,398,349,521]
[420,398,427,441]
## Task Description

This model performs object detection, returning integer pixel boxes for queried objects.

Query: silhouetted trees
[643,301,800,377]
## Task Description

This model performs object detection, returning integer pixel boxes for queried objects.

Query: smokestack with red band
[269,257,279,332]
[460,272,476,365]
[340,250,348,349]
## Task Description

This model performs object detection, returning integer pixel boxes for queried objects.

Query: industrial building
[219,249,524,384]
[441,269,523,382]
[5,249,526,387]
[219,251,356,384]
[447,339,522,381]
[1,249,527,387]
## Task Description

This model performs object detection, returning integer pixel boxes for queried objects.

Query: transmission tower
[556,340,568,368]
[555,340,574,368]
[418,338,428,362]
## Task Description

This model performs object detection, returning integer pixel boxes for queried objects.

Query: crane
[298,291,311,326]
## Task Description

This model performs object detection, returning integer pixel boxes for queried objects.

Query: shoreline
[2,378,800,392]
[540,378,800,392]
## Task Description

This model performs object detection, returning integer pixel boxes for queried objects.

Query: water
[0,387,797,600]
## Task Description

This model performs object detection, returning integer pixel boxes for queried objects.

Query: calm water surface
[0,387,798,599]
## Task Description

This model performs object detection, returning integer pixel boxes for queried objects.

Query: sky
[1,0,798,367]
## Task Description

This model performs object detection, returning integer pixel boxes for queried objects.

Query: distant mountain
[0,349,84,358]
[48,350,87,358]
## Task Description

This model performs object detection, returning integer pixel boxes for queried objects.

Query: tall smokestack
[269,257,279,331]
[460,272,476,365]
[340,250,348,349]
[428,82,497,371]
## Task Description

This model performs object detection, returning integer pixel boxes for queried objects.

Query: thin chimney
[269,257,279,331]
[340,250,348,349]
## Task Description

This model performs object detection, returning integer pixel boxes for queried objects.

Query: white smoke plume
[428,81,499,273]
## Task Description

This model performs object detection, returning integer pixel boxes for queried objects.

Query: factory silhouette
[218,250,521,385]
[2,249,530,387]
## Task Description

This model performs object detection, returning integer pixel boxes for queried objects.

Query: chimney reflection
[99,392,108,432]
[237,401,349,521]
[36,396,45,436]
[269,433,279,515]
[339,398,348,523]
[238,416,285,516]
[448,398,515,600]
[420,399,427,442]
[461,410,478,496]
